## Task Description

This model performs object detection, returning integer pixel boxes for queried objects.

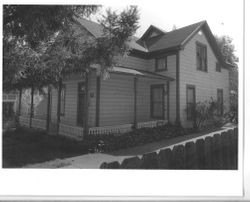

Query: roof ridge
[163,20,206,34]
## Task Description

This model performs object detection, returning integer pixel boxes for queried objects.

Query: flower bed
[84,123,187,153]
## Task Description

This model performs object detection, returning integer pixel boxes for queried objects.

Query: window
[155,57,167,71]
[196,42,207,72]
[77,82,85,126]
[217,89,223,116]
[151,85,164,119]
[216,62,221,72]
[60,84,66,116]
[186,85,196,120]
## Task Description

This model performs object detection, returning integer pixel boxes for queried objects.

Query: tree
[3,5,140,137]
[215,35,238,112]
[3,5,100,49]
[215,35,238,65]
[3,5,100,91]
[43,6,139,136]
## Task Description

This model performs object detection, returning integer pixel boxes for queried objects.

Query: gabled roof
[138,21,205,52]
[75,18,234,68]
[139,25,166,41]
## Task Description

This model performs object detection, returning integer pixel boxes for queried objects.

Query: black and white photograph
[1,0,248,200]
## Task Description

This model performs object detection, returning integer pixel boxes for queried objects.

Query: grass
[2,124,224,168]
[2,127,89,168]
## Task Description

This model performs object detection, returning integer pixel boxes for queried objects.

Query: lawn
[2,128,89,168]
[2,124,224,168]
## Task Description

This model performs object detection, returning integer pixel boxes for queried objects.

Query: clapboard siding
[100,74,134,126]
[179,30,230,127]
[117,55,150,71]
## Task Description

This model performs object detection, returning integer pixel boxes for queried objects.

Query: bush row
[84,123,187,153]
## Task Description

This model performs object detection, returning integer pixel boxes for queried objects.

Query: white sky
[91,0,243,64]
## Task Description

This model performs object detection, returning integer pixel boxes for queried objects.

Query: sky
[91,0,243,65]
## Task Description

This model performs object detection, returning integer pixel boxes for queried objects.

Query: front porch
[18,66,174,140]
[19,116,168,140]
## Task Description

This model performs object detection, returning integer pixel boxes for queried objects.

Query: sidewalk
[24,125,235,169]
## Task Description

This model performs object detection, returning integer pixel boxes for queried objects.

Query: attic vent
[198,31,203,35]
[149,31,159,38]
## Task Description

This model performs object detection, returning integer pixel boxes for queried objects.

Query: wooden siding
[179,30,230,127]
[100,74,134,126]
[116,55,150,71]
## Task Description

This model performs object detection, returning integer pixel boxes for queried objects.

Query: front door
[77,82,85,126]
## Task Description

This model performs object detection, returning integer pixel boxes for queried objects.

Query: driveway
[24,125,235,169]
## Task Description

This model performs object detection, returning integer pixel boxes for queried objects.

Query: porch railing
[19,115,168,139]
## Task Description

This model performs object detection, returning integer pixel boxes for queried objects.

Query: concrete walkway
[24,125,235,169]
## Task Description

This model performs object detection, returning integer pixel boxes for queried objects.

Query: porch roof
[109,66,175,81]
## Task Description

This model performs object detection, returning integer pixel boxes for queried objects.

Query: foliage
[215,35,238,66]
[224,111,238,124]
[3,5,100,49]
[215,35,238,114]
[187,98,223,130]
[84,124,186,153]
[3,6,140,91]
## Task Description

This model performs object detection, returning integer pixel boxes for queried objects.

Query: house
[18,19,233,140]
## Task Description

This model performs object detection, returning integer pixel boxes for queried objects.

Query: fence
[100,128,238,169]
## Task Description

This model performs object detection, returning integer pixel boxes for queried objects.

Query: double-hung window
[151,85,164,119]
[196,42,207,72]
[217,89,223,116]
[186,85,196,120]
[60,84,66,116]
[155,57,167,71]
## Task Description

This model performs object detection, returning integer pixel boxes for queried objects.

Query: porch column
[46,85,51,132]
[175,51,181,126]
[133,77,138,128]
[56,78,62,135]
[83,72,89,138]
[166,81,170,121]
[95,75,101,127]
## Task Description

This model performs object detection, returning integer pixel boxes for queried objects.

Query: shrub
[84,124,187,153]
[186,98,224,130]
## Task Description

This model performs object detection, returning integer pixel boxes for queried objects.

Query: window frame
[60,84,66,116]
[216,62,221,72]
[155,56,167,72]
[150,84,165,119]
[196,41,208,72]
[186,84,196,120]
[217,89,224,116]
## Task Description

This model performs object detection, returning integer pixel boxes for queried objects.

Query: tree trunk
[46,85,51,132]
[17,87,22,126]
[29,86,34,128]
[56,79,62,135]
